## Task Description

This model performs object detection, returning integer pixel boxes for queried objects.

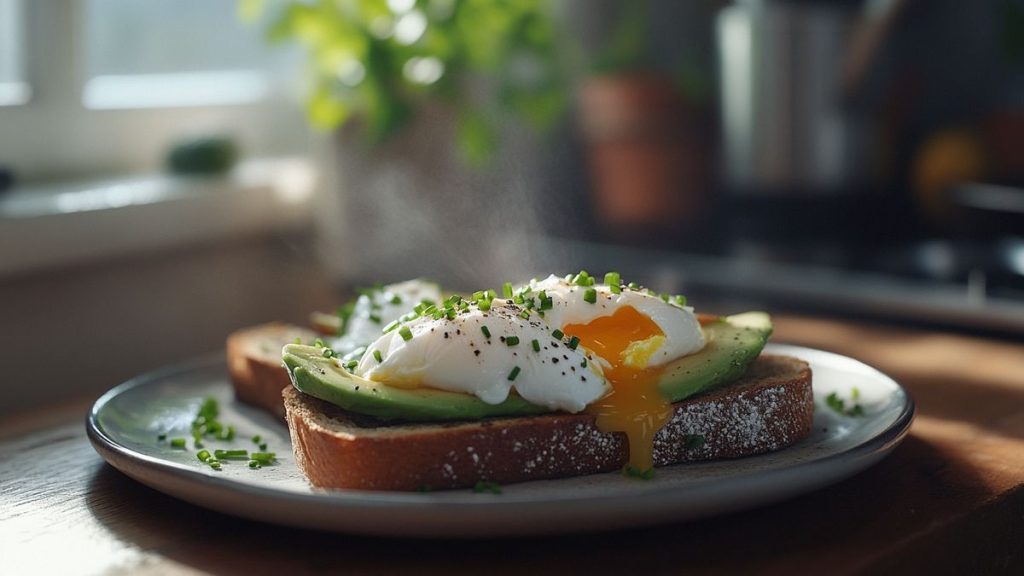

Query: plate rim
[86,345,915,533]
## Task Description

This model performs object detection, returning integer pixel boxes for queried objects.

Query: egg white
[357,299,609,412]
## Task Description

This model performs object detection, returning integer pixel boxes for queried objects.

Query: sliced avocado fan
[282,312,773,422]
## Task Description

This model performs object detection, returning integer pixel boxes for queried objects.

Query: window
[0,0,309,181]
[0,0,29,105]
[82,0,293,109]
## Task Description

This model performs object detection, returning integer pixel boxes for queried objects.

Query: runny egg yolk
[563,306,671,472]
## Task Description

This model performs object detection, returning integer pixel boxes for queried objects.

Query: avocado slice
[282,312,773,422]
[657,312,773,402]
[282,344,549,422]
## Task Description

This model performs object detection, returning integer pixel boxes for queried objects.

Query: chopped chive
[399,326,413,341]
[604,271,621,286]
[481,326,491,338]
[459,301,470,312]
[540,296,553,310]
[505,335,520,346]
[478,298,492,312]
[344,360,358,372]
[502,282,513,298]
[250,452,276,463]
[473,480,503,494]
[610,284,622,294]
[390,294,402,305]
[583,288,597,303]
[472,290,485,301]
[685,434,706,450]
[382,319,400,333]
[567,336,580,350]
[373,349,383,363]
[293,336,302,345]
[259,443,267,451]
[432,309,445,320]
[628,282,639,290]
[623,465,656,480]
[660,292,670,302]
[368,314,382,324]
[552,329,564,340]
[531,339,540,352]
[251,435,261,444]
[446,308,457,320]
[322,347,335,358]
[519,310,531,320]
[513,294,524,305]
[197,450,211,462]
[581,358,587,367]
[674,294,687,306]
[248,460,261,469]
[214,449,248,459]
[507,366,521,381]
[170,438,186,449]
[157,433,167,441]
[486,289,497,300]
[313,338,325,348]
[209,461,222,470]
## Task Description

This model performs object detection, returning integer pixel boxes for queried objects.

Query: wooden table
[3,315,1023,575]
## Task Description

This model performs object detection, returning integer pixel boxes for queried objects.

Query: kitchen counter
[2,314,1023,575]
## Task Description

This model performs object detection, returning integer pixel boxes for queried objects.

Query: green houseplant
[240,0,573,286]
[245,0,566,166]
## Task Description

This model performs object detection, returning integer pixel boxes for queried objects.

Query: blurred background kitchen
[1,0,1022,415]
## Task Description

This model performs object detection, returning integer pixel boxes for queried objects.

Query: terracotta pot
[578,73,711,241]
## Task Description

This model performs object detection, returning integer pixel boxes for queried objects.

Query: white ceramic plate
[86,344,913,537]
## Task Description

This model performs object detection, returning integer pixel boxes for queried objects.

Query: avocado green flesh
[282,312,772,422]
[283,345,549,422]
[656,313,772,402]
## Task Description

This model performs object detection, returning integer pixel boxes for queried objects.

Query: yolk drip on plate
[563,306,672,471]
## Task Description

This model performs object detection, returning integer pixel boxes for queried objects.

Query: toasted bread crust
[227,323,317,419]
[284,355,813,491]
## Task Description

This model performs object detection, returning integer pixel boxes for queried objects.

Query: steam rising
[316,109,583,292]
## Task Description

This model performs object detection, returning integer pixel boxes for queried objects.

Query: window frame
[0,0,311,181]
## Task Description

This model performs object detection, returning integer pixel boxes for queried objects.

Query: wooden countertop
[2,314,1023,575]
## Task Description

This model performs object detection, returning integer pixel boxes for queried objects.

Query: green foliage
[246,0,566,165]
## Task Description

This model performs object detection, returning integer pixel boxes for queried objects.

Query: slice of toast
[284,354,813,491]
[227,323,317,419]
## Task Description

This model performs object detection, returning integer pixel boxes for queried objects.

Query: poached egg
[331,279,442,356]
[353,272,706,471]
